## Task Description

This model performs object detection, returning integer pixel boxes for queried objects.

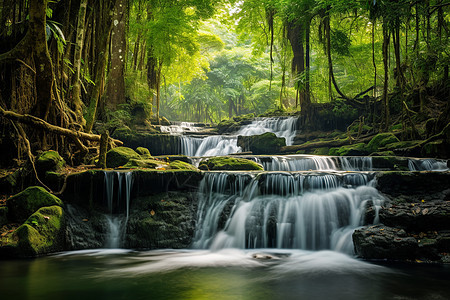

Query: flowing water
[2,117,449,298]
[103,171,133,248]
[180,116,298,156]
[1,249,449,300]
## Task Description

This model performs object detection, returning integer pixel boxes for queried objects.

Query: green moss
[7,186,63,222]
[199,156,263,171]
[389,123,403,131]
[36,150,65,174]
[329,143,368,156]
[313,147,329,155]
[367,133,400,152]
[122,158,166,169]
[370,151,396,157]
[106,147,141,168]
[136,147,151,157]
[421,140,447,157]
[15,205,64,257]
[384,140,421,150]
[169,160,198,171]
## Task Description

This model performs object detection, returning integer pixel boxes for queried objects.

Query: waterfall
[408,158,448,171]
[181,116,298,157]
[254,155,373,172]
[103,171,133,248]
[193,171,383,254]
[160,122,199,134]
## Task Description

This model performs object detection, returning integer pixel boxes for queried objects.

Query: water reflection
[1,249,449,300]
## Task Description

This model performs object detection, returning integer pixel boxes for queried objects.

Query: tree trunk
[382,21,390,130]
[71,0,88,124]
[286,19,307,110]
[30,0,54,121]
[324,9,348,101]
[84,0,116,133]
[105,0,127,111]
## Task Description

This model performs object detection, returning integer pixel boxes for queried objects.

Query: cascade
[103,171,133,248]
[193,171,383,253]
[254,155,373,171]
[408,158,448,171]
[181,116,298,157]
[160,122,199,134]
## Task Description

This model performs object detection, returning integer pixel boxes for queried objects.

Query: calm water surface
[1,249,449,300]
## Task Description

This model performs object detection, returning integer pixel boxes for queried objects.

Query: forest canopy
[0,0,449,168]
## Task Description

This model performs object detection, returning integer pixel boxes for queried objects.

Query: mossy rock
[14,205,65,257]
[169,160,198,171]
[422,140,449,158]
[136,147,151,157]
[370,151,396,157]
[313,147,329,155]
[122,158,166,169]
[36,150,65,175]
[329,143,369,156]
[199,156,263,171]
[237,132,286,155]
[7,186,63,222]
[106,147,141,168]
[367,133,400,153]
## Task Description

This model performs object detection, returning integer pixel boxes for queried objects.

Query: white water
[408,158,448,171]
[160,122,199,134]
[181,117,298,157]
[103,171,133,248]
[193,172,384,254]
[254,155,373,171]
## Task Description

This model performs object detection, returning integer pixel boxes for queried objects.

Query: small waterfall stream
[103,171,133,248]
[192,171,384,254]
[180,116,298,156]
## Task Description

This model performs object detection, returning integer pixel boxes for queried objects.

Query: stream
[1,118,449,299]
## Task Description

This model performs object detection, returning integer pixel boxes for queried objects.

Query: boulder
[353,225,418,260]
[35,150,65,175]
[199,156,263,171]
[125,192,197,249]
[106,147,141,168]
[329,143,369,156]
[237,132,286,154]
[122,158,165,169]
[7,205,65,257]
[353,224,450,262]
[379,201,450,232]
[169,160,198,171]
[367,133,400,153]
[7,186,63,222]
[135,147,151,157]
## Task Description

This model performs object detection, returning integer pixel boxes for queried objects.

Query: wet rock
[237,132,286,155]
[376,171,450,201]
[353,225,450,262]
[199,156,263,171]
[64,204,106,250]
[353,225,418,260]
[380,201,450,232]
[122,158,165,169]
[7,186,63,223]
[125,192,197,249]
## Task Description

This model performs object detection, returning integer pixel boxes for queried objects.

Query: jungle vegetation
[0,0,449,167]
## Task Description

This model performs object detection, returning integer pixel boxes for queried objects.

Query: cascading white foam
[193,172,384,254]
[408,158,448,171]
[181,117,298,157]
[103,171,133,248]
